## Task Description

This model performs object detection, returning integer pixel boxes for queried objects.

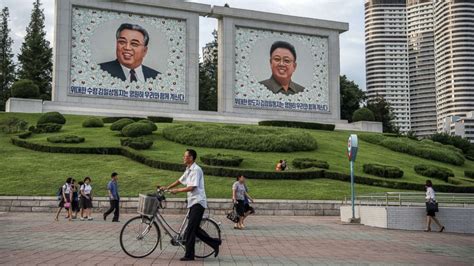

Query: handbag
[64,202,71,209]
[226,205,239,223]
[426,201,439,213]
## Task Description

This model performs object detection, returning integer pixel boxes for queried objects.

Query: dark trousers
[184,204,219,258]
[104,199,120,221]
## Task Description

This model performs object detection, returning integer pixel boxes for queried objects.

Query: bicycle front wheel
[195,218,221,259]
[120,215,161,258]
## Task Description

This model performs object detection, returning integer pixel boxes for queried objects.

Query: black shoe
[214,239,222,257]
[180,257,194,261]
[103,214,107,221]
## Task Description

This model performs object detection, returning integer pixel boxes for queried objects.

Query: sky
[2,0,366,89]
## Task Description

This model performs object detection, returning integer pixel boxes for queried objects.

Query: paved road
[0,212,473,265]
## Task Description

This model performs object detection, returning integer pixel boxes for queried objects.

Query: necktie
[130,69,137,82]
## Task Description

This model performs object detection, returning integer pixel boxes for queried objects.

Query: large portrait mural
[234,27,329,112]
[69,6,186,103]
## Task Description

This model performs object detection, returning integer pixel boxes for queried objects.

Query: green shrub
[121,122,154,137]
[147,116,173,123]
[47,135,85,144]
[120,137,153,150]
[430,132,471,154]
[10,79,40,99]
[102,117,145,123]
[358,134,385,145]
[363,163,404,178]
[201,154,244,167]
[82,117,104,128]
[110,118,134,131]
[163,124,317,152]
[292,158,329,169]
[258,120,335,131]
[17,131,32,139]
[0,117,29,133]
[352,107,375,122]
[465,171,474,179]
[33,123,62,133]
[414,164,454,182]
[137,119,157,132]
[37,112,66,125]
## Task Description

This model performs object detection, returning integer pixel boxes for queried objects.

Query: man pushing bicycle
[161,149,222,261]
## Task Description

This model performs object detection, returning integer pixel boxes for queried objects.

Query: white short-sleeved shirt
[62,183,72,194]
[179,163,207,208]
[232,181,246,201]
[81,184,92,194]
[426,187,435,201]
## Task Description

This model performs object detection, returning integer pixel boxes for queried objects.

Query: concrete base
[340,205,474,234]
[5,97,383,132]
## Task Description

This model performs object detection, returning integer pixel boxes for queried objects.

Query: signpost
[347,134,360,223]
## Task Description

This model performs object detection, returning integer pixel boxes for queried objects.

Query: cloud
[3,0,365,89]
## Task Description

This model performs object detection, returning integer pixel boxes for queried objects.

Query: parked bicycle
[119,189,221,258]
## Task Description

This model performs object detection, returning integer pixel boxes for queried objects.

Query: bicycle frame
[146,206,190,248]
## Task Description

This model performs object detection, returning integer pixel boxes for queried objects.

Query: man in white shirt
[99,23,160,82]
[162,149,221,261]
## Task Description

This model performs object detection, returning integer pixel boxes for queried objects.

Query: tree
[199,30,218,111]
[352,107,375,122]
[340,75,366,122]
[0,7,16,111]
[17,0,52,100]
[367,94,399,133]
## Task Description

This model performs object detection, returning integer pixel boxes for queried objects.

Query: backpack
[56,186,63,201]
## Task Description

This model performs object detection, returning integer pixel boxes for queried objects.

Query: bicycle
[119,189,221,258]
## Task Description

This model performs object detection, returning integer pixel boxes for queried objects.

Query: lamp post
[347,134,360,223]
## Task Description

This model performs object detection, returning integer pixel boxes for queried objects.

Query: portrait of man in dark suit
[99,23,160,82]
[259,41,305,95]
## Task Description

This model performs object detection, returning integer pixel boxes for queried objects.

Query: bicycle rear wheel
[120,215,161,258]
[195,218,221,258]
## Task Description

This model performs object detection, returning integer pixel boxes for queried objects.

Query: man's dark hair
[66,177,72,184]
[116,23,150,46]
[425,179,432,187]
[84,177,91,182]
[270,41,297,61]
[186,149,197,161]
[111,172,118,178]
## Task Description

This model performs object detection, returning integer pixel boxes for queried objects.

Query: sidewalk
[0,212,472,265]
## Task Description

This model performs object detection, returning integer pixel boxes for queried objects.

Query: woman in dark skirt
[71,179,80,219]
[80,177,94,221]
[425,180,445,232]
[232,175,254,229]
[54,177,73,222]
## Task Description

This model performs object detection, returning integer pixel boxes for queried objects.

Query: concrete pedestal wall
[340,205,474,234]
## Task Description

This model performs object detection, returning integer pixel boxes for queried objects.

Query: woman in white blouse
[54,177,73,221]
[80,177,94,221]
[425,180,445,232]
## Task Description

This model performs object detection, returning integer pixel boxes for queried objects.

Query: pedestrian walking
[104,172,120,222]
[232,175,254,229]
[71,179,80,219]
[161,149,221,261]
[425,180,445,232]
[80,177,94,221]
[54,177,73,222]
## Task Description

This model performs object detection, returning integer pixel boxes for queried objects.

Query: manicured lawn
[0,112,472,199]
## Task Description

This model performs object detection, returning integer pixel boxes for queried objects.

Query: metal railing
[343,192,474,207]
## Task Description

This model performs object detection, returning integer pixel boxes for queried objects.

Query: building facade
[442,111,474,143]
[434,0,474,132]
[407,0,437,137]
[365,0,411,133]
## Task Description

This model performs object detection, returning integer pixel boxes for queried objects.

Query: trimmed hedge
[17,131,32,139]
[82,117,104,128]
[120,137,153,150]
[258,120,335,131]
[32,123,62,133]
[47,135,85,144]
[102,117,145,123]
[163,124,317,152]
[147,116,173,123]
[414,164,454,182]
[352,107,375,122]
[10,136,474,193]
[0,117,28,133]
[37,112,66,125]
[137,119,158,132]
[110,118,134,131]
[121,122,154,137]
[430,132,471,154]
[363,163,403,178]
[465,171,474,179]
[292,158,329,169]
[11,79,40,99]
[201,154,244,167]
